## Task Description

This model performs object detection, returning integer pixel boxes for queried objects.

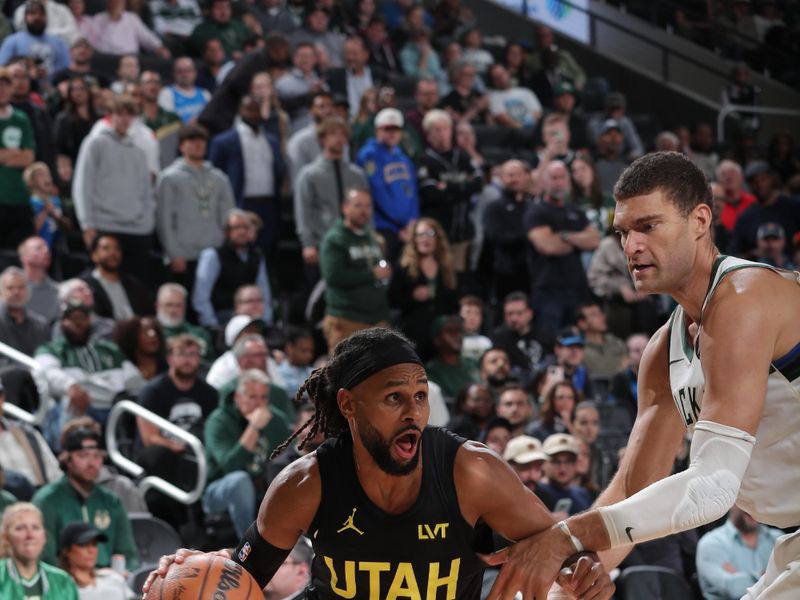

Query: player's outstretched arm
[483,325,682,599]
[455,442,614,600]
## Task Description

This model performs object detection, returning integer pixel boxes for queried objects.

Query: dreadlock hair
[270,327,415,458]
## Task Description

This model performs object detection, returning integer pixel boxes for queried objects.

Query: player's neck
[352,445,423,514]
[672,246,719,323]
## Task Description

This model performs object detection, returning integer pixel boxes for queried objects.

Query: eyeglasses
[416,230,436,238]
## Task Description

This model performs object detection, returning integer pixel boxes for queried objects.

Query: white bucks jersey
[667,255,800,528]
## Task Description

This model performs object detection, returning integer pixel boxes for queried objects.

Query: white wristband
[557,520,584,553]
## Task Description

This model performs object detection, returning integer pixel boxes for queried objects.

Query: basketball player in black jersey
[144,328,613,599]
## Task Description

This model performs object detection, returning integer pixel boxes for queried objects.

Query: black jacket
[80,270,153,320]
[417,147,482,243]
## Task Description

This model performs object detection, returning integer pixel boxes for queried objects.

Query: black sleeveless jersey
[308,427,485,599]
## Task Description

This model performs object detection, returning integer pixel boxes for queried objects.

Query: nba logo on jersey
[237,542,251,562]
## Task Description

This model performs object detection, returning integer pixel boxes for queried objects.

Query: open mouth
[394,430,421,460]
[631,263,653,276]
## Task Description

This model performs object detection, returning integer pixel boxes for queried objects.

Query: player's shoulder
[270,451,321,494]
[706,264,798,323]
[453,439,508,489]
[636,323,671,388]
[262,452,321,528]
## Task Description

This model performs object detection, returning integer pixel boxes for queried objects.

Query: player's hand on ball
[140,548,230,598]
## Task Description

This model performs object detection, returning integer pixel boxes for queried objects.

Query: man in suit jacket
[326,36,382,121]
[208,95,285,260]
[79,233,153,321]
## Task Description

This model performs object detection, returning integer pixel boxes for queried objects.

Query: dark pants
[531,287,585,339]
[242,195,280,262]
[138,444,198,526]
[0,204,33,251]
[376,228,401,265]
[169,259,199,323]
[103,231,156,287]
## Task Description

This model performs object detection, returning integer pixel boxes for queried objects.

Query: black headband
[339,338,423,390]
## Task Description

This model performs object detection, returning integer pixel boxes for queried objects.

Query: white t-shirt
[489,87,542,127]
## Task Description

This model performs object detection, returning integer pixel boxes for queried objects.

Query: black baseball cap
[59,522,108,550]
[62,427,103,452]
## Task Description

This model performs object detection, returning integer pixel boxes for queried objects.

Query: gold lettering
[324,556,356,598]
[426,559,460,600]
[386,562,421,599]
[418,523,450,540]
[359,562,391,600]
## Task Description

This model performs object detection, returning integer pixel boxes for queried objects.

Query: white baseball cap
[374,108,404,129]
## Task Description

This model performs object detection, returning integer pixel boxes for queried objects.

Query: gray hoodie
[72,126,155,235]
[156,158,235,261]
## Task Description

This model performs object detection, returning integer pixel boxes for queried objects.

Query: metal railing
[0,340,52,425]
[105,400,208,505]
[717,103,800,143]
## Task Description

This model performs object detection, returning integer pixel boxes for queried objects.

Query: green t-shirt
[425,357,480,399]
[143,107,181,136]
[0,109,35,207]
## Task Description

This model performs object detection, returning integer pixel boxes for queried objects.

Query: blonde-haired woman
[0,502,79,599]
[390,217,459,359]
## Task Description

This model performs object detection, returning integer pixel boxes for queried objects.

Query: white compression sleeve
[597,420,755,548]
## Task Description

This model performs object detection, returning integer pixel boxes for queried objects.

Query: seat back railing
[0,340,51,425]
[105,400,207,505]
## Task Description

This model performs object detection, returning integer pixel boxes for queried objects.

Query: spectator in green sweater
[425,314,480,400]
[319,187,391,351]
[188,0,249,59]
[31,423,139,570]
[202,369,291,538]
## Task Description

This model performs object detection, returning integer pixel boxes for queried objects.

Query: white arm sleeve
[597,420,755,548]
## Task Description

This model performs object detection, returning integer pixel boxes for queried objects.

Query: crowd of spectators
[614,0,800,89]
[0,0,798,596]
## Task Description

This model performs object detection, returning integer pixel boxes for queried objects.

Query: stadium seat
[387,74,420,98]
[473,124,511,150]
[128,563,156,596]
[130,515,182,566]
[617,565,695,600]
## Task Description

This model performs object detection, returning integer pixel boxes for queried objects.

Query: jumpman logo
[337,508,365,535]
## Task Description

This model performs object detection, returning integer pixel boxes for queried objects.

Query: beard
[356,419,421,476]
[157,311,183,328]
[27,22,46,36]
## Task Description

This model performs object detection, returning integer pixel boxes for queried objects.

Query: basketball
[143,553,264,600]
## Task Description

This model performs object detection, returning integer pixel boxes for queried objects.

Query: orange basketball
[144,553,264,600]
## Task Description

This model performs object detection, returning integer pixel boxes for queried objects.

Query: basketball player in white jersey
[485,151,800,600]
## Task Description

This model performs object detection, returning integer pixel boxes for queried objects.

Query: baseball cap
[605,91,626,109]
[743,160,770,180]
[374,108,404,129]
[25,0,46,15]
[224,314,266,347]
[431,314,462,337]
[503,435,548,464]
[756,222,785,240]
[599,118,622,136]
[59,522,108,550]
[71,36,91,49]
[62,427,103,452]
[543,433,579,457]
[556,328,585,347]
[60,299,91,319]
[553,81,576,97]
